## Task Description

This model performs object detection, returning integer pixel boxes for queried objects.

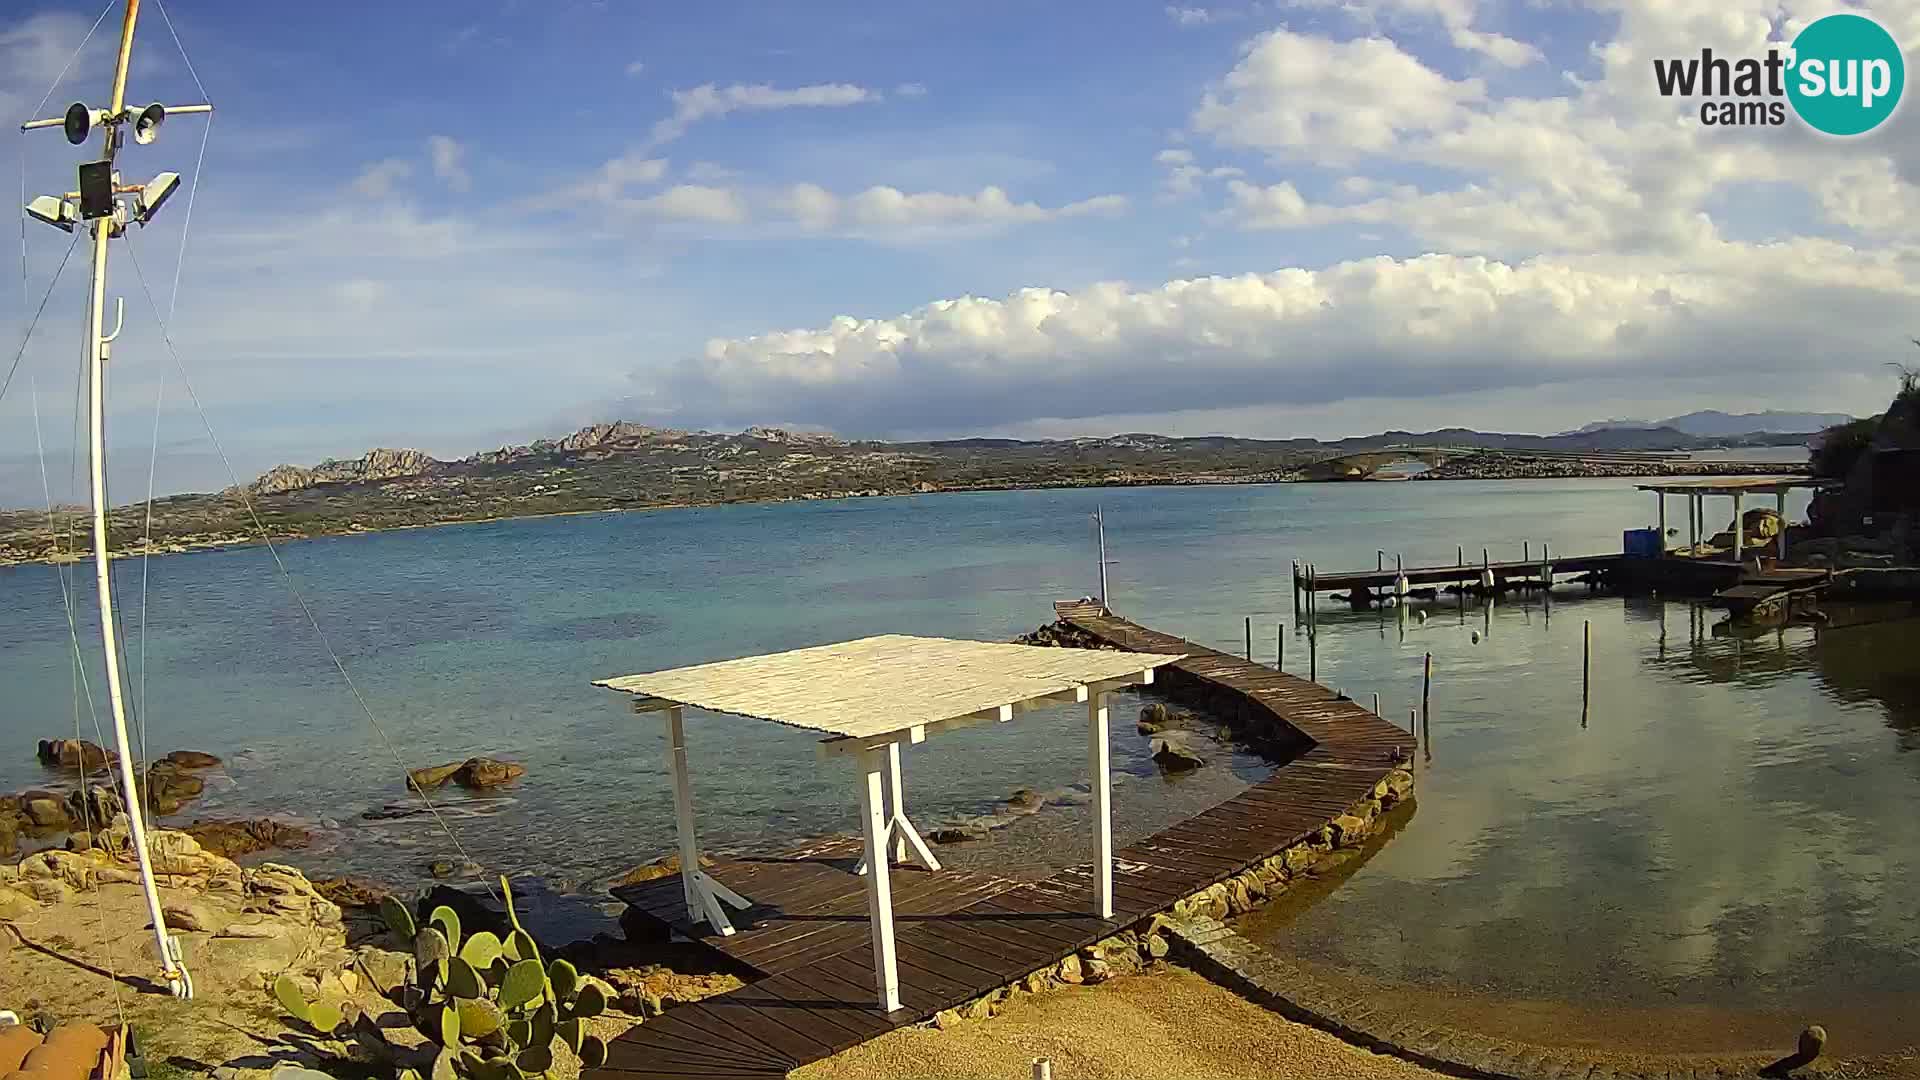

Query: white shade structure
[596,634,1182,1011]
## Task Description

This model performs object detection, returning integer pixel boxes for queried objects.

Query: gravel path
[792,964,1447,1080]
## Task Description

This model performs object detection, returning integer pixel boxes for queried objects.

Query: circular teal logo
[1787,13,1904,136]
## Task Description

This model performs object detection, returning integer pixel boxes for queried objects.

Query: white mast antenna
[21,0,212,1001]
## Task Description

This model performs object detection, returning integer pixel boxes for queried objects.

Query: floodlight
[24,195,76,233]
[132,103,165,145]
[77,160,116,219]
[63,102,91,145]
[135,172,180,223]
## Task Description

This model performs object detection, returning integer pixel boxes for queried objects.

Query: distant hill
[1568,410,1852,438]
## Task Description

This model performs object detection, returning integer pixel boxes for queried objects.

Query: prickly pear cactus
[292,875,614,1078]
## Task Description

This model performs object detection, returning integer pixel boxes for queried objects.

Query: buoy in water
[1471,630,1482,644]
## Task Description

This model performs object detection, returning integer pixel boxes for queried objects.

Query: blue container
[1622,527,1662,558]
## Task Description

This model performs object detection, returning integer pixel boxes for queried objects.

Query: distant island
[0,419,1819,565]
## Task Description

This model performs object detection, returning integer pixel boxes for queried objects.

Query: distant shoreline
[0,463,1807,569]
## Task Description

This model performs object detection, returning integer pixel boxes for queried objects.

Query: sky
[2,0,1919,502]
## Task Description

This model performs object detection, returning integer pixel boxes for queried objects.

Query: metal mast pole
[1095,506,1109,608]
[83,0,192,1000]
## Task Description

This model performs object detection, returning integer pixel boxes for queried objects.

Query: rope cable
[33,368,127,1024]
[121,235,501,902]
[26,0,118,121]
[1,230,83,411]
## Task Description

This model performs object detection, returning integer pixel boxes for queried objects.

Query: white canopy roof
[595,633,1180,740]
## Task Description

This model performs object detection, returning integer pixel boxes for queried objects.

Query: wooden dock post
[1291,561,1300,620]
[1524,540,1530,564]
[1245,616,1252,661]
[1457,545,1463,566]
[1409,708,1417,737]
[1377,550,1385,571]
[1582,619,1591,726]
[1372,692,1380,716]
[1277,623,1284,672]
[1422,651,1432,723]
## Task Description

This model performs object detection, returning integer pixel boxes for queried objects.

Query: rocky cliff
[251,448,440,495]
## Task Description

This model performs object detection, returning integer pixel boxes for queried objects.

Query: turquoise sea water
[6,473,1916,1028]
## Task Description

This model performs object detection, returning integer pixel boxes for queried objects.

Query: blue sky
[2,0,1919,501]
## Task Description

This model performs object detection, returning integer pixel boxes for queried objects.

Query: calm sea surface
[5,464,1916,1037]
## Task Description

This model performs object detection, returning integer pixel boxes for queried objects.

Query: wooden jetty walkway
[1298,551,1624,596]
[590,601,1414,1080]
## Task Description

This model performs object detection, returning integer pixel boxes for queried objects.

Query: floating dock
[591,601,1414,1080]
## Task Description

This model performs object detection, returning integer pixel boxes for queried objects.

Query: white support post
[854,738,941,876]
[1733,492,1745,565]
[1776,489,1788,561]
[665,707,744,935]
[1689,492,1700,552]
[856,749,902,1012]
[1088,689,1113,920]
[885,741,908,864]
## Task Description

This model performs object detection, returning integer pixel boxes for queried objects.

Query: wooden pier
[1296,552,1624,596]
[591,602,1414,1080]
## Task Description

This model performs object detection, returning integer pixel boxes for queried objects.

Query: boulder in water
[143,761,206,815]
[1137,702,1170,735]
[161,750,222,769]
[454,757,526,789]
[1151,733,1207,772]
[407,757,526,791]
[186,818,314,858]
[36,738,114,771]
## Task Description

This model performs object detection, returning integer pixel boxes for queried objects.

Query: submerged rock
[610,852,714,887]
[1137,702,1170,735]
[162,750,223,769]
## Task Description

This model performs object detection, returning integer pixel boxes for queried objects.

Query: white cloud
[427,135,471,193]
[1449,26,1540,67]
[649,82,883,146]
[625,59,646,77]
[630,243,1920,434]
[557,149,670,204]
[894,82,928,98]
[1193,30,1486,158]
[624,184,749,224]
[350,158,413,199]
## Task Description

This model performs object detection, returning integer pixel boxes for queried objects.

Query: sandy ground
[792,965,1448,1080]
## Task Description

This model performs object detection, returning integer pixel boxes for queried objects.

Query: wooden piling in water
[1582,619,1591,726]
[1422,651,1432,722]
[1245,616,1252,661]
[1372,692,1380,716]
[1277,622,1284,672]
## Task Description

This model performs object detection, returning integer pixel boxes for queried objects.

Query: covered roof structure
[1632,475,1822,495]
[595,634,1182,1012]
[1633,475,1824,563]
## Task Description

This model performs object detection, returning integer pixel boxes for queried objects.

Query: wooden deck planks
[592,603,1415,1080]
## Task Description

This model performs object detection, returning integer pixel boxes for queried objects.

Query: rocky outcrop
[36,738,114,770]
[405,757,526,791]
[162,749,223,769]
[742,426,844,446]
[250,448,439,495]
[558,421,684,452]
[144,760,207,815]
[186,819,314,858]
[1151,732,1208,772]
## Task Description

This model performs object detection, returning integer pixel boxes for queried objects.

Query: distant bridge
[1298,444,1695,481]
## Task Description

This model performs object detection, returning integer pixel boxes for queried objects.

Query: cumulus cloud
[1194,30,1486,158]
[649,82,883,146]
[427,135,471,192]
[350,158,413,199]
[775,184,1127,232]
[626,244,1920,435]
